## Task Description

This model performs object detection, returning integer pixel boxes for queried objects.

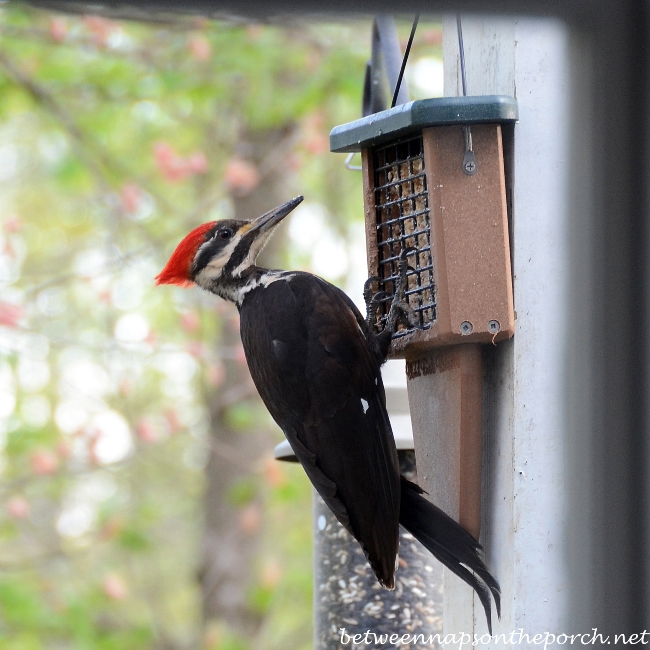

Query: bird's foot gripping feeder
[331,94,517,539]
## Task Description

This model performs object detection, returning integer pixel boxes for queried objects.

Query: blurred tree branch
[0,46,176,236]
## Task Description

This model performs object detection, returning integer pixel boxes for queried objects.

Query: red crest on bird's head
[155,221,216,286]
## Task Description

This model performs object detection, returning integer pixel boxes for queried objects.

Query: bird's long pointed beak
[248,196,304,235]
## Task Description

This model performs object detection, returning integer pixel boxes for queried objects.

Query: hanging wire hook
[391,14,420,109]
[344,152,362,171]
[457,13,478,175]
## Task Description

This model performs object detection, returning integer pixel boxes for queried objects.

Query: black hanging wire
[456,13,468,97]
[391,14,420,109]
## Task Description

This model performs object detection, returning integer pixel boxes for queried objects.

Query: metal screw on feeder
[463,153,477,175]
[488,319,501,334]
[460,321,473,335]
[464,160,476,174]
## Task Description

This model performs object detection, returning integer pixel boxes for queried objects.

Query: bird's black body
[157,196,501,631]
[240,271,401,586]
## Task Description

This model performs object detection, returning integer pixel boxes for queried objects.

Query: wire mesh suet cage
[331,96,518,356]
[372,135,435,333]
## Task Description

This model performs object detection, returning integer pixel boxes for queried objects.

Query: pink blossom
[120,183,143,214]
[154,142,190,182]
[153,144,209,182]
[0,303,23,328]
[185,341,204,358]
[302,111,329,155]
[3,215,22,233]
[118,378,133,396]
[30,450,59,475]
[164,409,182,435]
[239,503,262,535]
[102,574,128,600]
[56,440,72,459]
[83,15,118,47]
[188,152,208,174]
[423,28,443,46]
[100,518,123,540]
[234,345,247,366]
[188,34,212,61]
[304,133,329,155]
[136,418,157,444]
[207,364,225,387]
[261,560,283,588]
[287,153,302,171]
[191,17,209,30]
[49,18,68,42]
[224,158,260,195]
[180,311,200,332]
[7,496,30,519]
[263,456,286,488]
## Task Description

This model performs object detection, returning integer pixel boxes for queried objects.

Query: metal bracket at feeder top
[330,95,518,153]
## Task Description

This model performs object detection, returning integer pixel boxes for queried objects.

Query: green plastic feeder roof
[329,95,518,153]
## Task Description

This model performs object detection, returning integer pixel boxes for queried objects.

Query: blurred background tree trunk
[200,126,297,641]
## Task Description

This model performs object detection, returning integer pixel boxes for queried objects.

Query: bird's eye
[218,228,233,240]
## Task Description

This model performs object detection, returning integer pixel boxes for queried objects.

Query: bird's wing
[239,272,401,587]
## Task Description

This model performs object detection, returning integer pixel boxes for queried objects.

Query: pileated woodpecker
[156,196,500,630]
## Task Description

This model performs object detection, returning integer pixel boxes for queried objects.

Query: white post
[422,16,572,642]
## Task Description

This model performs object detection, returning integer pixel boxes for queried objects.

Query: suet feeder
[330,95,517,539]
[330,95,517,353]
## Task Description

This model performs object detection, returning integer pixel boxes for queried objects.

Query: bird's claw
[385,248,420,333]
[365,249,422,336]
[365,276,393,333]
[363,276,381,309]
[366,293,389,333]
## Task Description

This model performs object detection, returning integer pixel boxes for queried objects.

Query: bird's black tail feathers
[399,477,501,634]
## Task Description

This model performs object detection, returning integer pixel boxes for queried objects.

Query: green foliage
[117,527,151,552]
[226,477,258,506]
[0,5,441,650]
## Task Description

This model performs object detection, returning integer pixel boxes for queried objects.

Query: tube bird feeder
[330,95,517,538]
[274,436,443,650]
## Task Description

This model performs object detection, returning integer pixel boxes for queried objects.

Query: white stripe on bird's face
[230,226,276,278]
[194,235,242,288]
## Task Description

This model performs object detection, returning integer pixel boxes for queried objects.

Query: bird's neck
[207,266,286,306]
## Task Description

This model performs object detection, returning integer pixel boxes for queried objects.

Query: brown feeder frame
[331,95,518,538]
